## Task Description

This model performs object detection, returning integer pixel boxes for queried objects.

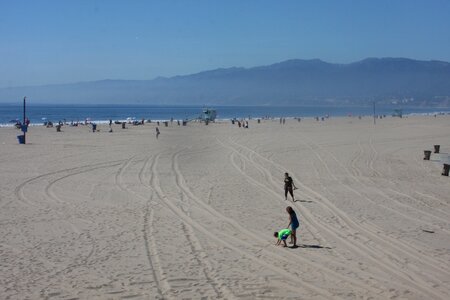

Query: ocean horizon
[1,103,449,127]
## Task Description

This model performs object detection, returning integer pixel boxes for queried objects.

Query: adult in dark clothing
[284,172,297,201]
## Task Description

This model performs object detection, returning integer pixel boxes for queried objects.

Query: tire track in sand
[222,138,429,298]
[9,159,125,209]
[143,195,170,299]
[22,160,126,297]
[226,137,448,299]
[168,149,235,299]
[128,153,230,299]
[116,155,172,300]
[298,134,450,276]
[173,148,346,297]
[349,139,364,177]
[358,141,450,222]
[173,147,386,297]
[42,155,166,299]
[355,135,450,225]
[150,151,337,299]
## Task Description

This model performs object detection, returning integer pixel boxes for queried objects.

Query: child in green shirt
[274,229,292,247]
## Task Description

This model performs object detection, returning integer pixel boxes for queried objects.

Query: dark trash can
[92,124,97,132]
[434,145,440,153]
[182,121,187,126]
[122,122,126,129]
[164,121,168,127]
[424,150,431,160]
[56,124,61,132]
[442,164,450,176]
[257,119,260,123]
[17,135,25,144]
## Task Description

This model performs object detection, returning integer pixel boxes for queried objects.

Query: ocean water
[1,104,449,126]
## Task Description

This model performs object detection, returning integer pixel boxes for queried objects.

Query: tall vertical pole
[23,96,26,144]
[373,100,376,125]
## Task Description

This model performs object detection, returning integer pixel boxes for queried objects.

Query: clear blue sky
[1,0,449,88]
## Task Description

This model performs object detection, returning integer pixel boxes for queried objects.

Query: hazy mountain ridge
[1,58,449,106]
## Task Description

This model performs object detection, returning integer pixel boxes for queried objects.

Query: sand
[1,115,450,300]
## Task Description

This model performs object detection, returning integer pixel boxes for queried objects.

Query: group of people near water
[231,119,249,128]
[274,172,300,248]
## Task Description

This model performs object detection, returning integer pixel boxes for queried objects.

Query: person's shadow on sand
[290,244,332,249]
[293,199,313,203]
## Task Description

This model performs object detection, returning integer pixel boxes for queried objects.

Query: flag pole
[373,100,376,125]
[23,96,27,144]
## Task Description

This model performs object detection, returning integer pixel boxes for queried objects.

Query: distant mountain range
[1,58,449,106]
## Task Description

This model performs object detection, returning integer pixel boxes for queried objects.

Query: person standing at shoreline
[284,172,297,201]
[155,127,160,139]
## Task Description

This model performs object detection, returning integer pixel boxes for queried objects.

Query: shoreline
[2,104,450,128]
[1,110,450,128]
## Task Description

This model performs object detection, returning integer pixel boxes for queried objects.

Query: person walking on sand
[284,172,297,201]
[286,206,299,247]
[155,127,160,139]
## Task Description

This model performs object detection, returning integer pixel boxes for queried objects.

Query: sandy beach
[1,115,450,299]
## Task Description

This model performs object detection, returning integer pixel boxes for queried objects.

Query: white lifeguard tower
[201,108,217,122]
